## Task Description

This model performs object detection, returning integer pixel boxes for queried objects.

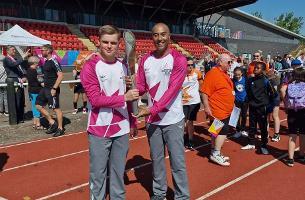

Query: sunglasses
[253,55,260,58]
[187,64,194,66]
[227,61,233,64]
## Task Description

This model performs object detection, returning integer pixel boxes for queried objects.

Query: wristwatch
[52,87,57,90]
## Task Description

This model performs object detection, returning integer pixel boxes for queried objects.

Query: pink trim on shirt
[80,55,125,109]
[137,49,187,117]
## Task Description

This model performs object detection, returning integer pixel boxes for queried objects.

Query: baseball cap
[291,59,302,66]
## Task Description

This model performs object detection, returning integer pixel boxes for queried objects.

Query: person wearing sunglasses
[201,54,235,166]
[182,57,203,150]
[247,52,269,77]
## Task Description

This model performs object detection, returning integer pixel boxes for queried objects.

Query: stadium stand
[80,25,234,59]
[171,35,218,59]
[201,37,235,57]
[3,18,87,50]
[80,26,179,57]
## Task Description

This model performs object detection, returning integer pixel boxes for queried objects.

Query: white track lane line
[35,118,288,199]
[36,128,212,200]
[1,120,209,172]
[2,118,287,172]
[1,135,148,172]
[195,148,298,200]
[0,109,206,149]
[0,131,85,149]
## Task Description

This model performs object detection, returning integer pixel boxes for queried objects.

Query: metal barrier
[0,79,81,125]
[0,79,81,87]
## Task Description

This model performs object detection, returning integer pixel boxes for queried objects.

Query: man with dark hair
[136,23,190,200]
[242,61,276,154]
[3,46,30,123]
[281,54,290,70]
[36,44,64,137]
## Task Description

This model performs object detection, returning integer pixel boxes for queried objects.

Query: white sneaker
[3,113,9,117]
[257,134,270,139]
[233,131,242,138]
[241,131,248,137]
[72,109,78,115]
[220,154,230,161]
[241,144,255,150]
[82,108,87,114]
[210,154,230,166]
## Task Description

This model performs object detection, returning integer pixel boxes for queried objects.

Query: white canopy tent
[0,24,51,47]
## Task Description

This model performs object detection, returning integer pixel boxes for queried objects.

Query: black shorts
[183,103,200,121]
[267,96,281,114]
[287,109,305,134]
[74,83,85,94]
[218,117,231,135]
[36,87,60,109]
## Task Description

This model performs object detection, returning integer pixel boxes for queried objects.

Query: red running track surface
[0,108,304,200]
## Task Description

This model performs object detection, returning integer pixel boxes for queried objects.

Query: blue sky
[239,0,305,35]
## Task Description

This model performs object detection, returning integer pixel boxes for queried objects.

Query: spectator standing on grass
[80,25,138,200]
[201,53,235,167]
[26,56,44,129]
[136,23,190,199]
[281,67,305,167]
[35,44,64,137]
[0,54,8,116]
[3,46,30,123]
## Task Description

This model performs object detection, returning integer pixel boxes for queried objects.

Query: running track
[0,109,304,200]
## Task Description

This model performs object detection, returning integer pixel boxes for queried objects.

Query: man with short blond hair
[81,24,139,200]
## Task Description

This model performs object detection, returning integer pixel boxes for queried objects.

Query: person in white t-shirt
[182,57,203,150]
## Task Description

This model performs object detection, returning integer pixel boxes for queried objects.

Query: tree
[251,11,263,19]
[275,12,304,34]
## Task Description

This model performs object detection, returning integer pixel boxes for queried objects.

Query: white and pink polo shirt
[80,54,135,138]
[137,49,187,125]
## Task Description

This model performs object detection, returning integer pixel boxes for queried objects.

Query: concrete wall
[200,10,300,56]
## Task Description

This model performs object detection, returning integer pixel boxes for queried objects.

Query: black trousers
[248,105,268,147]
[15,87,25,123]
[235,101,248,132]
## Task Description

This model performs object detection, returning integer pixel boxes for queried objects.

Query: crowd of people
[0,22,305,200]
[79,23,304,200]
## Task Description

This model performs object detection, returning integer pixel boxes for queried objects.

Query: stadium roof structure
[231,9,305,40]
[3,0,258,22]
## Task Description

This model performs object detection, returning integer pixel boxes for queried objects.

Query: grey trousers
[146,119,190,200]
[0,87,8,113]
[89,133,129,200]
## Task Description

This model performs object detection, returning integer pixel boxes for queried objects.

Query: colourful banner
[33,48,93,66]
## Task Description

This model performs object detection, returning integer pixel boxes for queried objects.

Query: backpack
[264,77,278,113]
[285,81,305,111]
